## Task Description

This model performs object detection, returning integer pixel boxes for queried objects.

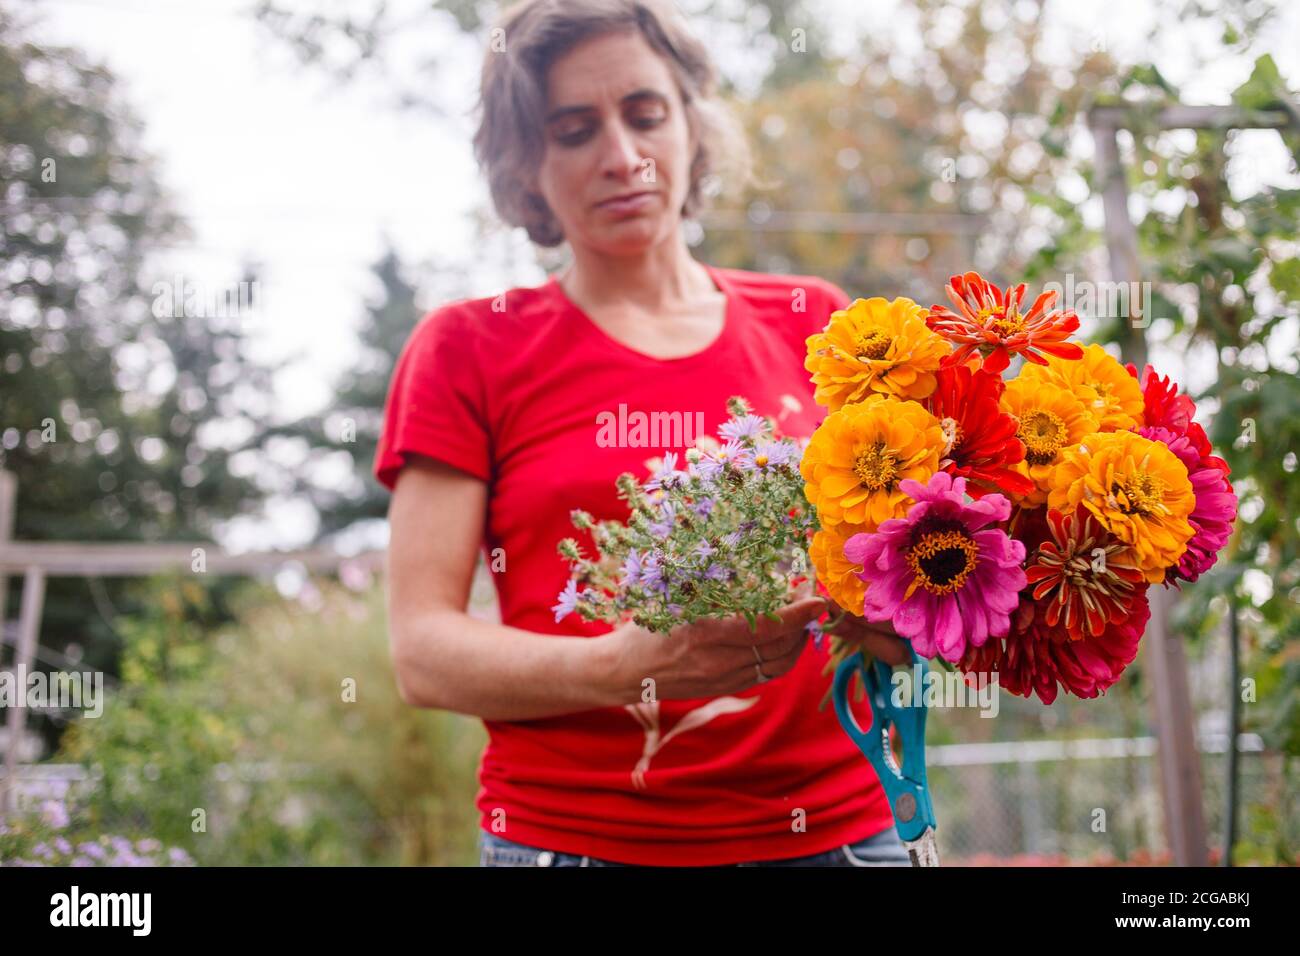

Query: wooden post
[1090,110,1209,866]
[1,567,46,815]
[0,469,14,636]
[1090,118,1148,371]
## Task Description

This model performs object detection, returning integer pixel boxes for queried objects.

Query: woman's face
[532,30,696,256]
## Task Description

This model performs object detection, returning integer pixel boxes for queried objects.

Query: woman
[375,0,912,868]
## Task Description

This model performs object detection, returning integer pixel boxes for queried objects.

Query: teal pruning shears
[832,648,939,867]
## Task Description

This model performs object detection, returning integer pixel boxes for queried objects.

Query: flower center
[977,305,1025,337]
[853,441,898,491]
[906,529,979,595]
[854,329,891,360]
[939,416,963,457]
[1018,409,1067,465]
[1110,472,1167,515]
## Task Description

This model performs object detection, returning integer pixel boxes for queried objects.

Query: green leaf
[1232,54,1288,111]
[1269,258,1300,303]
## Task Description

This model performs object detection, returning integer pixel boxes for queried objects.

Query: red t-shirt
[373,262,896,865]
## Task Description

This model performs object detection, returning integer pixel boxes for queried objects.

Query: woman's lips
[596,191,656,214]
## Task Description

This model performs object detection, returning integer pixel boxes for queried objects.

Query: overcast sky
[20,0,1300,550]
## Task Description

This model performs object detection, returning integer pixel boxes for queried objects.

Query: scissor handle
[832,647,937,843]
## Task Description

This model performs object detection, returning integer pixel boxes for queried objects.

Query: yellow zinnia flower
[805,296,952,411]
[1047,431,1196,582]
[810,524,867,616]
[1017,342,1144,432]
[1001,378,1099,506]
[800,394,944,531]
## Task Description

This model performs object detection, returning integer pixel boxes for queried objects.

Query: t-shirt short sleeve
[373,304,492,491]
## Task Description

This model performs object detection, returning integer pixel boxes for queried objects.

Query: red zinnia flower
[1024,507,1145,640]
[1127,363,1195,435]
[960,586,1150,704]
[926,363,1035,499]
[927,272,1084,374]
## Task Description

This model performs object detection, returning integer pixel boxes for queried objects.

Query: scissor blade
[903,827,940,867]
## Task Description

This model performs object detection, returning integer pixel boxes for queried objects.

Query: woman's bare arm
[385,455,830,721]
[386,455,632,720]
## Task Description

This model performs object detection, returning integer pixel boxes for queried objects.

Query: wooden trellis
[0,470,384,813]
[1088,102,1294,867]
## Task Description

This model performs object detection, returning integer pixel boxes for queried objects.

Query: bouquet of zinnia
[802,272,1238,703]
[555,270,1238,709]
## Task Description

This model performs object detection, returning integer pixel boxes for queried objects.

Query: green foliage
[58,577,486,865]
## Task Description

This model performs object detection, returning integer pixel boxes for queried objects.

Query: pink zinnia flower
[844,471,1027,662]
[1140,426,1237,584]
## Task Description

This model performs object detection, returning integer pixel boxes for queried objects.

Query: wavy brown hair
[472,0,752,247]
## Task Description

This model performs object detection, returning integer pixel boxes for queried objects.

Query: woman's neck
[559,236,715,312]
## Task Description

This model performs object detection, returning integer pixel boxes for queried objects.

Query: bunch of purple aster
[554,396,820,634]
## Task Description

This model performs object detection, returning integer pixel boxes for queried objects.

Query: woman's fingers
[828,612,912,666]
[719,596,828,646]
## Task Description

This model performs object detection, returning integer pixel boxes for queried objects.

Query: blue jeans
[478,826,911,867]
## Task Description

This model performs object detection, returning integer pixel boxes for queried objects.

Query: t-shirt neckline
[546,261,736,365]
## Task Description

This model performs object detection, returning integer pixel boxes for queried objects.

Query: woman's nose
[597,121,645,179]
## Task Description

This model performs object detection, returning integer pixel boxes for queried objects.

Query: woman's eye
[553,125,594,146]
[629,108,666,129]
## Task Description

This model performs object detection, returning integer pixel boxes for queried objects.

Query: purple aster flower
[551,579,582,622]
[754,440,799,469]
[718,439,757,471]
[694,540,715,562]
[647,498,677,538]
[703,562,731,582]
[720,530,743,549]
[639,551,669,596]
[693,453,726,482]
[805,617,825,651]
[39,799,68,830]
[718,413,766,443]
[644,452,683,491]
[845,471,1026,663]
[622,550,644,587]
[690,496,716,519]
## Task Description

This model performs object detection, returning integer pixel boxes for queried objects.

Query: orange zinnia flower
[809,524,867,616]
[926,272,1084,374]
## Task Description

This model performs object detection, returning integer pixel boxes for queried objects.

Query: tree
[0,8,277,743]
[264,245,421,539]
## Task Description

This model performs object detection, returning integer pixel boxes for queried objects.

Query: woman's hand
[825,611,912,667]
[601,595,830,703]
